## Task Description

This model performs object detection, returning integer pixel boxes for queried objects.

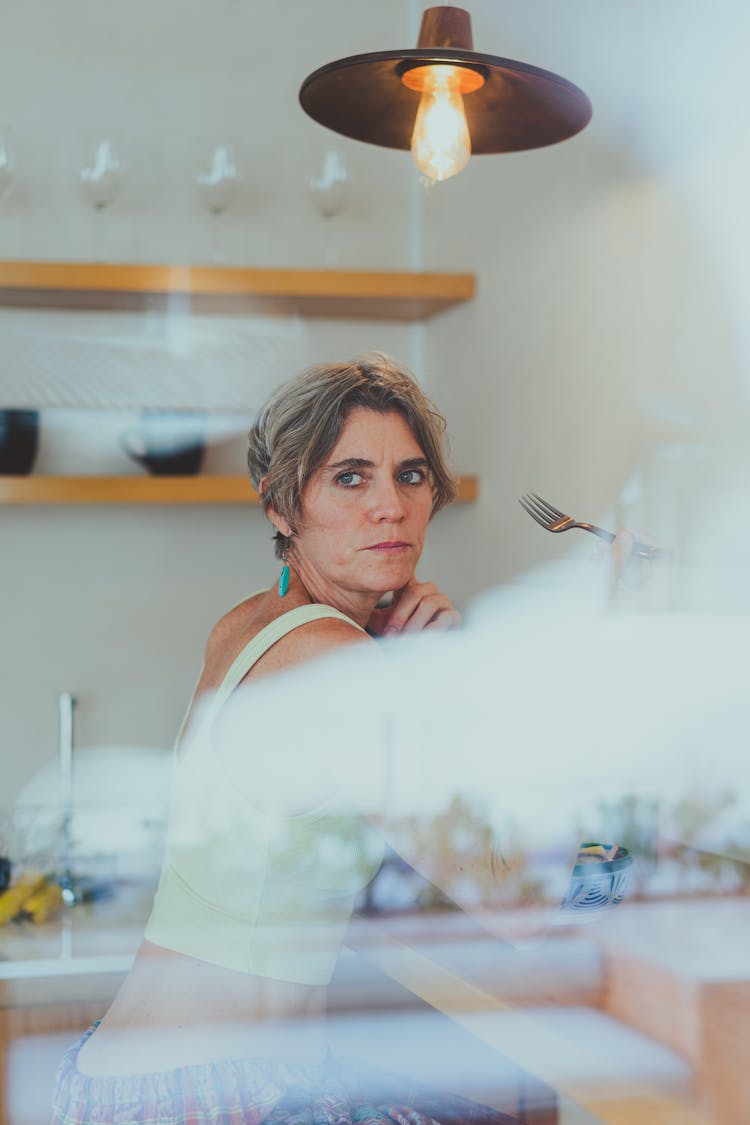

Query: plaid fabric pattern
[51,1025,519,1125]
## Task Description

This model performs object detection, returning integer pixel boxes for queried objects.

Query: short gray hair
[247,353,457,557]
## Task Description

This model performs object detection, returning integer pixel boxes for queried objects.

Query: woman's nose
[368,480,406,521]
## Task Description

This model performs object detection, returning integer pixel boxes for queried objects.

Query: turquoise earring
[278,546,290,597]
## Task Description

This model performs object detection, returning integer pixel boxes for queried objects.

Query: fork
[519,492,667,559]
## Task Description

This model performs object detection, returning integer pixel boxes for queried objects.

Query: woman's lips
[366,541,410,553]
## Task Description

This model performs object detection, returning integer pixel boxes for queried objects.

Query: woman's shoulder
[246,596,372,680]
[205,591,270,659]
[254,612,370,676]
[205,591,371,682]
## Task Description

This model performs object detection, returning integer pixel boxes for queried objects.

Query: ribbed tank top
[144,602,383,984]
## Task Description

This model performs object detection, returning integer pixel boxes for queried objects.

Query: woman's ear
[270,513,292,539]
[259,479,293,539]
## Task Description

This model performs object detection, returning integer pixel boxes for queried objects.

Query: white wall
[3,0,750,800]
[0,0,428,799]
[422,0,750,594]
[0,0,418,269]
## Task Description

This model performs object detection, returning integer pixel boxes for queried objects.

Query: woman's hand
[367,579,461,636]
[608,528,670,595]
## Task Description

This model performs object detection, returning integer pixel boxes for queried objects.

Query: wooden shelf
[0,474,478,506]
[0,262,475,321]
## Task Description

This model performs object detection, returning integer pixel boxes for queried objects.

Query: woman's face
[282,407,433,610]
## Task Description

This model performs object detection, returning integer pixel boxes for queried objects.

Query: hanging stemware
[308,150,350,266]
[0,126,17,201]
[79,137,124,260]
[196,143,241,263]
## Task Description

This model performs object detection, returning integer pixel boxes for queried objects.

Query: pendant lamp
[299,6,592,183]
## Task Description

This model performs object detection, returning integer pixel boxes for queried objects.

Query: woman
[51,355,518,1124]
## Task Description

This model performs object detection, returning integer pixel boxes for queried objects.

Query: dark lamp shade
[299,47,592,156]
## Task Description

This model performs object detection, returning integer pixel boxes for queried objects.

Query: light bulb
[411,67,469,182]
[402,64,484,183]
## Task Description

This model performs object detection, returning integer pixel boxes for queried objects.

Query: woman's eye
[398,469,427,485]
[336,471,363,487]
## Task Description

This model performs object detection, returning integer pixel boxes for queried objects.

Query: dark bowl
[0,410,39,475]
[121,411,205,476]
[132,446,205,476]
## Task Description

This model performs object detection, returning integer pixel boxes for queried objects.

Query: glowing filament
[409,66,472,183]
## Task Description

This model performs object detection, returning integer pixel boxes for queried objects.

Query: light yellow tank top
[144,602,384,985]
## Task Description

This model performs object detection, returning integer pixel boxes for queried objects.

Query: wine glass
[196,143,240,215]
[309,150,349,218]
[79,138,123,210]
[308,150,350,265]
[0,126,17,201]
[79,137,124,261]
[196,143,241,264]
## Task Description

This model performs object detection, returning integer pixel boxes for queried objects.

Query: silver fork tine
[519,495,552,529]
[521,493,554,526]
[530,492,567,521]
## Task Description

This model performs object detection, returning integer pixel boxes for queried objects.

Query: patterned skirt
[50,1024,521,1125]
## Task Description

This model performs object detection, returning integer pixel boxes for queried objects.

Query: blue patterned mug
[559,843,633,917]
